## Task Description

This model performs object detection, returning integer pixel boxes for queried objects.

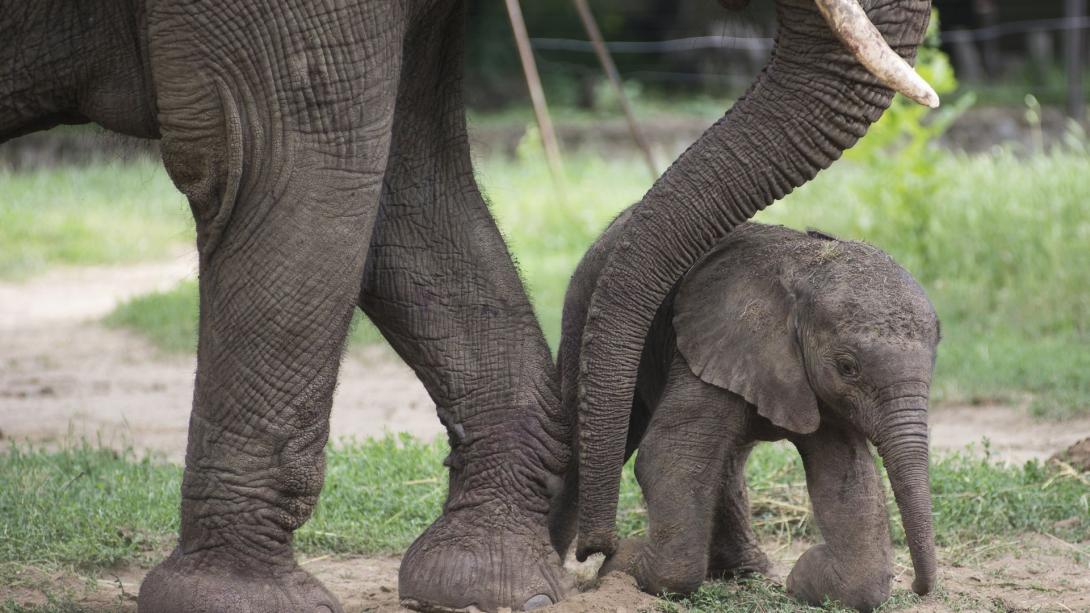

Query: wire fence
[530,16,1090,55]
[528,13,1090,118]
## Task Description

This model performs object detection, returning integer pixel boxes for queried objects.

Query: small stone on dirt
[1050,437,1090,472]
[1052,517,1080,530]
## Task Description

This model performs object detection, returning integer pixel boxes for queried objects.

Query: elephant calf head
[673,223,940,595]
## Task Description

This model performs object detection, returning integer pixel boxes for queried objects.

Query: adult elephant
[0,1,935,612]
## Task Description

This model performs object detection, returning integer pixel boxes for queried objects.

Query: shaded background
[460,0,1087,110]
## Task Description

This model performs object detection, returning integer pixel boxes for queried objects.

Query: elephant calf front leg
[787,425,895,612]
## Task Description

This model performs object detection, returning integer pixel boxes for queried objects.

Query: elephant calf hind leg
[707,445,771,580]
[604,359,732,596]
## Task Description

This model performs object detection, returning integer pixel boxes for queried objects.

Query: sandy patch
[0,255,441,461]
[929,403,1090,465]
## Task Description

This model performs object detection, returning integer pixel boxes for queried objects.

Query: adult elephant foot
[138,549,342,613]
[399,504,573,612]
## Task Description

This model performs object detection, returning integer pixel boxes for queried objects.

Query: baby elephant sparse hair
[553,217,940,612]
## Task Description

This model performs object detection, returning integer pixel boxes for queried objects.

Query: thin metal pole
[504,0,566,193]
[1065,0,1086,122]
[572,0,659,180]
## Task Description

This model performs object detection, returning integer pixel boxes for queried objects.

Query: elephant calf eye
[836,357,860,378]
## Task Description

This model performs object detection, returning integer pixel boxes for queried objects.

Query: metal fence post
[1066,0,1086,122]
[572,0,660,180]
[504,0,567,194]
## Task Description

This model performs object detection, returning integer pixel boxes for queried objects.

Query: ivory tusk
[813,0,940,108]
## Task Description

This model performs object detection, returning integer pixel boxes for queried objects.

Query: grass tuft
[0,160,191,280]
[0,444,181,570]
[104,279,199,354]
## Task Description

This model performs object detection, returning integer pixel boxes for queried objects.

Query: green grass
[104,279,200,353]
[2,440,1087,610]
[0,445,182,571]
[3,441,1086,572]
[0,159,192,279]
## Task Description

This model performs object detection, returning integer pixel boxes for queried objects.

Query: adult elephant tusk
[814,0,940,108]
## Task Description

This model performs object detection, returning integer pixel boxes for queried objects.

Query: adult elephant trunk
[576,0,936,561]
[873,398,937,596]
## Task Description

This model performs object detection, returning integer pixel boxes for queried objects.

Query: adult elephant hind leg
[137,2,405,612]
[359,5,571,612]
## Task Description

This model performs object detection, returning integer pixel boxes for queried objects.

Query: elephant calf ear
[673,231,821,434]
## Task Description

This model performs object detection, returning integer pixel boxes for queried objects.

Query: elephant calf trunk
[874,406,936,595]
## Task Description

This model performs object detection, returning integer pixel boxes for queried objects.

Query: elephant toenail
[523,594,553,610]
[315,606,334,613]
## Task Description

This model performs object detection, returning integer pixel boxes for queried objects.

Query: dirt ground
[6,534,1088,612]
[3,258,1090,611]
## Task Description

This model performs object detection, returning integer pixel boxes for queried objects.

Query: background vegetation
[91,120,1090,421]
[0,161,189,280]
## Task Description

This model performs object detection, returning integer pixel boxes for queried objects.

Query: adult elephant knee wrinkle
[561,221,941,610]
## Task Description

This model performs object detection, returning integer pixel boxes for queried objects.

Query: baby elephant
[554,216,940,611]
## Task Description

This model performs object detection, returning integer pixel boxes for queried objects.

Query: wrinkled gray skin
[0,0,927,611]
[556,219,940,611]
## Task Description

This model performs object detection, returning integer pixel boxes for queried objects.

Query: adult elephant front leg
[137,2,406,612]
[360,5,572,612]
